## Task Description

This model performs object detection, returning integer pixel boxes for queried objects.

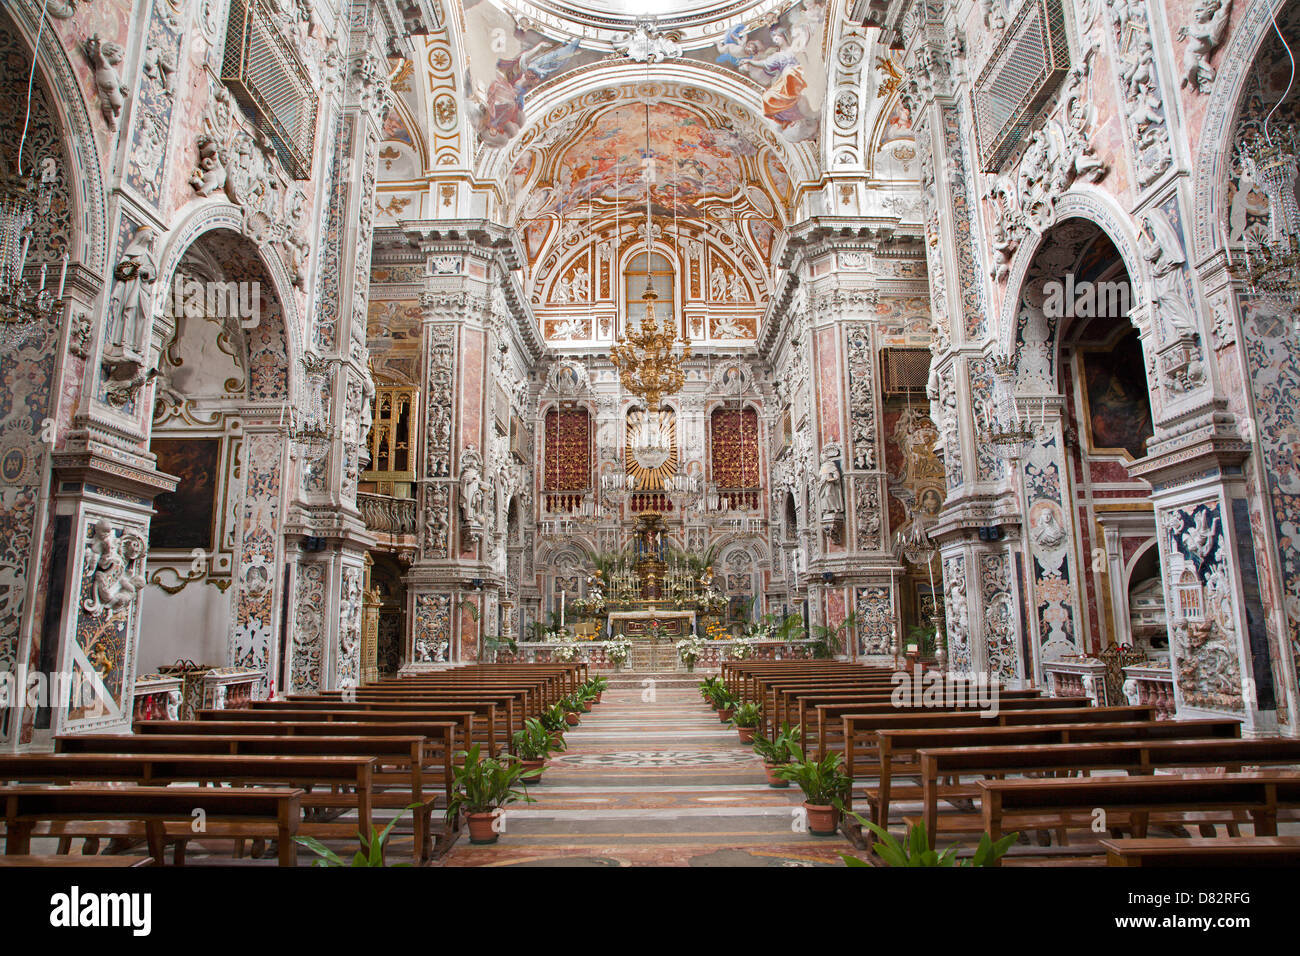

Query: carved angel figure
[85,35,127,129]
[1178,0,1232,93]
[189,134,227,197]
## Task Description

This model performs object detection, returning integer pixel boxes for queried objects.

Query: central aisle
[439,675,852,866]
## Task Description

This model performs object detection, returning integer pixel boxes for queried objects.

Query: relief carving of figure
[85,35,127,129]
[83,519,147,615]
[459,445,488,530]
[1178,0,1232,93]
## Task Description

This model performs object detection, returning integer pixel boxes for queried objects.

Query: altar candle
[560,590,565,627]
[57,253,67,298]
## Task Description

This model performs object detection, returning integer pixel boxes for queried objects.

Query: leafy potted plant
[752,721,800,788]
[511,717,560,783]
[539,702,568,747]
[585,675,608,704]
[775,743,851,836]
[445,744,538,845]
[561,692,583,725]
[729,701,762,743]
[842,815,1018,867]
[810,611,858,660]
[297,804,419,867]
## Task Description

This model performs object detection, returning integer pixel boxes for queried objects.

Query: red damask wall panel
[543,407,591,491]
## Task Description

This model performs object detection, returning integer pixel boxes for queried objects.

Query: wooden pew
[245,700,504,753]
[59,733,449,861]
[1101,836,1300,867]
[978,772,1300,864]
[841,706,1163,789]
[908,731,1290,845]
[2,785,303,866]
[810,691,1071,756]
[864,716,1237,824]
[0,754,373,863]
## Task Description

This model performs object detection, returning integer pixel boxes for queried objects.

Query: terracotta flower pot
[467,811,500,845]
[737,725,757,744]
[549,731,564,749]
[764,762,790,788]
[719,708,734,722]
[596,692,603,704]
[582,701,592,712]
[521,758,546,783]
[804,803,839,836]
[565,712,580,726]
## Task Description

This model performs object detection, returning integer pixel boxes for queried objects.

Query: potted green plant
[775,743,851,836]
[729,701,762,743]
[511,717,560,783]
[445,744,538,845]
[752,721,800,788]
[297,804,419,867]
[809,611,858,660]
[585,675,608,704]
[561,692,583,725]
[842,815,1018,867]
[539,702,568,747]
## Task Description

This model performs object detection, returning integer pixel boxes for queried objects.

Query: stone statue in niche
[459,444,488,535]
[104,225,159,373]
[83,518,147,615]
[817,446,845,542]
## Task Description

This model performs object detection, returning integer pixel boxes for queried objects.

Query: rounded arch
[155,201,304,405]
[995,189,1152,362]
[4,1,108,272]
[1190,0,1297,259]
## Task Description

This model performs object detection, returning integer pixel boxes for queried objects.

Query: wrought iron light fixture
[978,354,1044,461]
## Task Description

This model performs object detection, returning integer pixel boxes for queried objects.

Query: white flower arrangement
[676,636,704,665]
[730,639,754,660]
[607,639,632,665]
[553,643,578,663]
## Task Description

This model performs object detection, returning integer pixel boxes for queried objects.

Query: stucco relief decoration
[338,566,363,687]
[459,443,489,541]
[817,443,845,542]
[1137,213,1205,394]
[1107,0,1173,188]
[855,586,893,655]
[290,562,326,692]
[74,518,148,720]
[413,593,451,662]
[425,325,454,478]
[845,325,877,470]
[983,70,1109,282]
[943,555,972,672]
[1023,431,1080,661]
[1163,502,1244,711]
[979,552,1019,681]
[84,34,126,130]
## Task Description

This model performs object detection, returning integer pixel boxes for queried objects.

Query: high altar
[592,513,721,639]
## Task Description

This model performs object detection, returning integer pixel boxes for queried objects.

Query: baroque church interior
[2,0,1300,881]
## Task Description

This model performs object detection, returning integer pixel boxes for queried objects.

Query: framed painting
[149,437,221,551]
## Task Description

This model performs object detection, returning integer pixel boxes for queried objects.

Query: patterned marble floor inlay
[438,679,852,867]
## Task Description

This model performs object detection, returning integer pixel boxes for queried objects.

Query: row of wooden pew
[0,664,585,866]
[721,660,1300,866]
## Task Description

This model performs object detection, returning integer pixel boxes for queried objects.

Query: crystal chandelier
[290,354,335,463]
[1229,12,1299,313]
[0,2,65,352]
[1232,129,1300,309]
[977,355,1043,461]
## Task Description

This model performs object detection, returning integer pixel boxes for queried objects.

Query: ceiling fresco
[461,0,830,152]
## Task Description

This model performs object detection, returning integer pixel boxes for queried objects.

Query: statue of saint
[104,225,158,368]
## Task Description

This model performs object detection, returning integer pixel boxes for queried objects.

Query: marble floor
[437,674,855,867]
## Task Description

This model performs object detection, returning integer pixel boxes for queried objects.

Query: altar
[609,609,696,639]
